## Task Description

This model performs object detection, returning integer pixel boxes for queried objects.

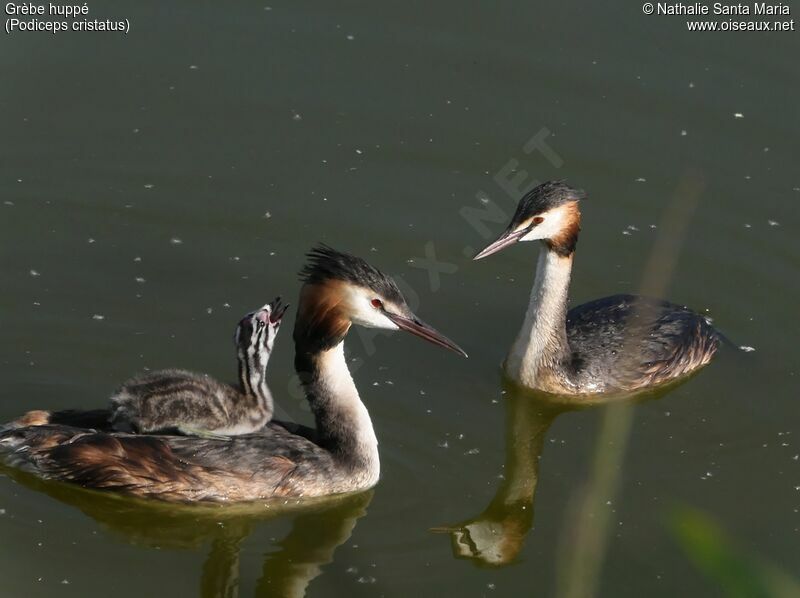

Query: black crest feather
[299,244,405,305]
[510,180,585,228]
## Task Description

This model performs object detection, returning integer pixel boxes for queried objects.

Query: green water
[1,2,798,596]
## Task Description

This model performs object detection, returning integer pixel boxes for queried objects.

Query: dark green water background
[1,2,798,597]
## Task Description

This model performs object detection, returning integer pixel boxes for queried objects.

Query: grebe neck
[237,343,273,414]
[505,245,573,387]
[295,341,379,478]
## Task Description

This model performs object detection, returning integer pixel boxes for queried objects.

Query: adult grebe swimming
[109,298,288,438]
[0,246,466,502]
[473,181,720,395]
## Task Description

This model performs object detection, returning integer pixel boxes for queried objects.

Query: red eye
[371,298,383,309]
[533,216,544,225]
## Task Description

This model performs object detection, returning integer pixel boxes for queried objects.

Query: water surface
[1,1,798,596]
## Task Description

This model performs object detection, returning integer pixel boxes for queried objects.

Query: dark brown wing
[566,294,720,392]
[0,422,336,503]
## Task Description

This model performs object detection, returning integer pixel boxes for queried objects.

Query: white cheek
[346,289,400,330]
[519,210,566,241]
[355,310,399,330]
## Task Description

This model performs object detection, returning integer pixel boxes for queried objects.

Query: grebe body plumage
[109,299,287,437]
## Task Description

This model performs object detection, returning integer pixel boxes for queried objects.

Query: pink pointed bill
[472,230,524,260]
[384,312,468,358]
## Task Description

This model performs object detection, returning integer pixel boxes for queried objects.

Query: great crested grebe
[109,298,288,438]
[473,180,720,395]
[0,246,466,502]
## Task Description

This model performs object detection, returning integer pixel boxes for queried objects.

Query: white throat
[504,246,573,387]
[314,342,380,483]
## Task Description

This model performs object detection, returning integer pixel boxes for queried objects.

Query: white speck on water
[355,149,363,155]
[60,579,69,585]
[29,269,40,277]
[346,34,355,41]
[134,256,142,262]
[622,230,631,236]
[627,225,639,231]
[487,583,496,591]
[649,224,657,229]
[264,6,272,11]
[135,277,145,284]
[291,111,302,121]
[346,566,358,574]
[206,307,213,314]
[87,238,95,244]
[437,440,449,449]
[144,183,154,189]
[4,200,14,206]
[92,314,105,321]
[464,448,480,455]
[689,81,695,88]
[170,238,183,245]
[768,220,780,226]
[635,177,646,182]
[734,112,744,118]
[681,130,688,136]
[356,576,376,584]
[0,509,6,515]
[264,211,272,219]
[744,223,752,228]
[739,345,756,352]
[189,65,199,70]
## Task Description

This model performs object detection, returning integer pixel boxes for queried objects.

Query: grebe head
[473,180,585,259]
[235,297,289,351]
[295,244,467,356]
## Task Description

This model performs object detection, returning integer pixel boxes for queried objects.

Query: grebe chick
[0,246,466,502]
[473,181,720,395]
[110,298,289,438]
